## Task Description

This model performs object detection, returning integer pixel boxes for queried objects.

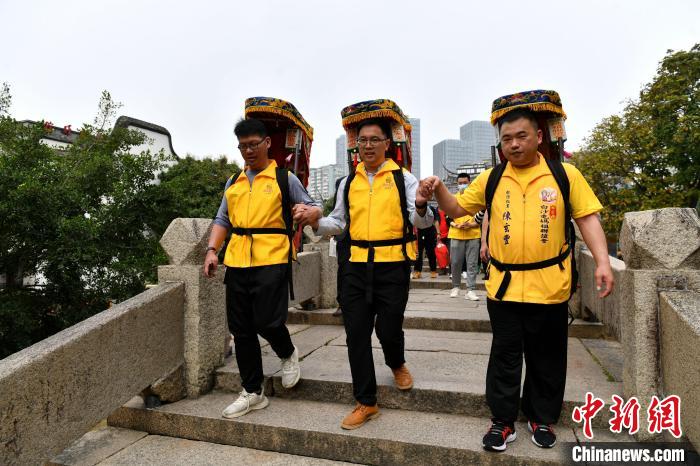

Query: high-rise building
[408,118,420,180]
[432,139,470,181]
[335,134,348,177]
[308,164,340,203]
[459,120,497,163]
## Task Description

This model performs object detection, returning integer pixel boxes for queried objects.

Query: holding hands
[293,204,322,230]
[417,176,441,204]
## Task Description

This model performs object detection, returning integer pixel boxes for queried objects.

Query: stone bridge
[1,208,699,465]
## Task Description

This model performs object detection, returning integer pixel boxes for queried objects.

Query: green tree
[146,155,241,236]
[572,44,700,237]
[0,90,172,357]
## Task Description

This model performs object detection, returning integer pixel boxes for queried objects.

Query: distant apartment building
[459,120,497,163]
[432,139,470,180]
[432,120,496,181]
[308,164,340,203]
[335,134,348,177]
[409,118,420,180]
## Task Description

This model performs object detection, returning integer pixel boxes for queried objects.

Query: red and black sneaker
[482,419,517,452]
[528,421,556,448]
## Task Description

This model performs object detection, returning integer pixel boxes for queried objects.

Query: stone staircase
[56,279,624,465]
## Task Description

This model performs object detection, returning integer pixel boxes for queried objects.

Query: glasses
[357,137,388,147]
[237,139,267,152]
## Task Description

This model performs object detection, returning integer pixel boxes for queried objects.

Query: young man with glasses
[203,118,322,419]
[294,118,434,430]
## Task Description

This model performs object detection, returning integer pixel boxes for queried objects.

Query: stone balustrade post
[618,207,700,440]
[157,218,227,398]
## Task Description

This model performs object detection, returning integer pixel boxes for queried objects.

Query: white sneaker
[222,389,269,418]
[465,290,479,301]
[461,271,467,279]
[281,345,301,388]
[450,287,460,298]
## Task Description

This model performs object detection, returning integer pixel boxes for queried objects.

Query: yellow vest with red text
[348,160,417,263]
[456,154,603,304]
[223,161,295,268]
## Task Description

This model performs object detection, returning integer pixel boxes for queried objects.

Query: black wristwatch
[205,246,217,254]
[415,201,427,209]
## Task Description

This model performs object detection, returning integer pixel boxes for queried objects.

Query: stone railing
[576,247,626,340]
[0,282,185,466]
[659,290,700,448]
[573,207,700,444]
[0,217,326,465]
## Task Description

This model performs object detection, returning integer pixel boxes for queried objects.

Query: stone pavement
[58,275,624,465]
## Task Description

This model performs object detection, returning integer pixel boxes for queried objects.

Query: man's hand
[293,204,322,229]
[203,250,218,278]
[480,242,490,263]
[416,179,433,206]
[595,263,614,298]
[419,176,441,200]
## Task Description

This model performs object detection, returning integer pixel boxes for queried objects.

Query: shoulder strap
[393,169,412,262]
[275,167,293,234]
[544,158,571,221]
[230,171,242,185]
[544,157,578,300]
[275,167,295,300]
[484,162,507,247]
[343,170,357,235]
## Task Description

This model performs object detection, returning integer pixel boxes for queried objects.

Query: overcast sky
[2,0,698,176]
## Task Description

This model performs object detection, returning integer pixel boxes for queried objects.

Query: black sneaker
[482,420,517,452]
[528,421,556,448]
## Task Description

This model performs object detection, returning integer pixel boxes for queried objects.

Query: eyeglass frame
[237,137,269,152]
[356,137,389,148]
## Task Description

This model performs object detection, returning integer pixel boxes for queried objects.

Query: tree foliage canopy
[572,44,700,237]
[0,89,240,357]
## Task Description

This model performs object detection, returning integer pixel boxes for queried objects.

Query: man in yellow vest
[294,118,434,430]
[419,95,614,452]
[448,172,481,300]
[203,118,322,419]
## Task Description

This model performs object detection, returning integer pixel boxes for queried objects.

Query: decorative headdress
[490,89,568,161]
[340,99,413,171]
[244,97,313,185]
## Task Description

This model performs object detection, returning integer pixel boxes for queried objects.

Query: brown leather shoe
[332,306,342,317]
[391,364,414,390]
[430,271,438,279]
[341,403,380,430]
[411,271,421,279]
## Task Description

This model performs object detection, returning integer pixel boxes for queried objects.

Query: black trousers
[415,227,437,272]
[486,299,569,425]
[225,264,295,393]
[340,261,410,406]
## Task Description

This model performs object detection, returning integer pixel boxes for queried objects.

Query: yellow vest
[448,215,481,240]
[456,154,603,304]
[223,161,294,268]
[348,159,417,263]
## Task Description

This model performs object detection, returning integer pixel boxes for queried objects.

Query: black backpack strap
[392,168,413,263]
[275,167,295,300]
[484,162,507,249]
[544,158,578,299]
[343,170,356,239]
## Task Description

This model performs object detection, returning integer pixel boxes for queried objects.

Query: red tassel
[353,153,358,167]
[396,145,403,165]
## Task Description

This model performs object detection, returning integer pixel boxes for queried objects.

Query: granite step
[107,392,579,466]
[289,288,605,339]
[216,325,622,428]
[51,425,350,465]
[410,276,486,290]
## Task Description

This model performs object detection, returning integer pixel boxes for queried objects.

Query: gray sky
[2,0,698,177]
